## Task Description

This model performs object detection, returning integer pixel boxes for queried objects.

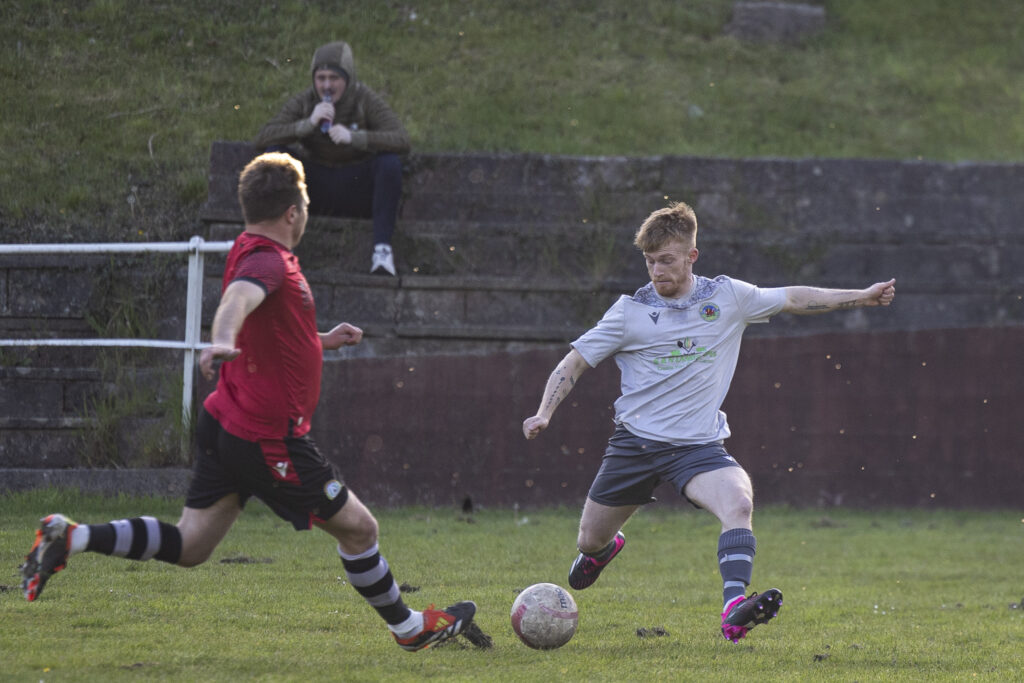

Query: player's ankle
[388,610,423,638]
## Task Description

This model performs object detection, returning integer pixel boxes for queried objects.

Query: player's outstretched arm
[781,278,895,315]
[523,348,591,440]
[199,280,266,380]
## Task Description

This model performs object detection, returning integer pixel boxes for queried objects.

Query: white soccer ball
[510,582,578,649]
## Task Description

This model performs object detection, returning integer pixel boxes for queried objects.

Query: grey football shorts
[587,425,743,507]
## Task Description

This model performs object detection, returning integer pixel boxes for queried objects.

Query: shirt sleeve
[729,278,787,324]
[232,248,286,296]
[348,87,411,153]
[571,296,628,367]
[253,92,317,147]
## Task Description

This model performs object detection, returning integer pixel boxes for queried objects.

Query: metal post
[181,236,205,459]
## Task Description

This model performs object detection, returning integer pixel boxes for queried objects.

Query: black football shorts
[186,407,349,530]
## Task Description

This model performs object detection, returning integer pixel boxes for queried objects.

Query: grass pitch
[2,490,1023,681]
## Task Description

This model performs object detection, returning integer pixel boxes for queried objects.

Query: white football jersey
[572,275,786,445]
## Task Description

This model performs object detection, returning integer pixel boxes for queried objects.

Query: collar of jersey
[632,277,719,310]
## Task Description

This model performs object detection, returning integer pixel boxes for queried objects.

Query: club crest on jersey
[700,302,721,322]
[324,480,343,500]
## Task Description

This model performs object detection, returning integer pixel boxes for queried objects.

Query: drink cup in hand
[320,91,333,133]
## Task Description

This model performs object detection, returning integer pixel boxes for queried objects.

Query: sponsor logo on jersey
[700,302,721,322]
[649,311,661,324]
[297,276,314,309]
[652,338,717,369]
[678,338,698,353]
[273,461,289,479]
[324,479,343,500]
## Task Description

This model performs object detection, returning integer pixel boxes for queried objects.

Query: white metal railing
[0,237,234,452]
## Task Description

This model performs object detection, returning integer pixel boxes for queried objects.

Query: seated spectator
[255,40,409,276]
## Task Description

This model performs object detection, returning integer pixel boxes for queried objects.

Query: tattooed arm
[522,348,592,440]
[781,279,895,315]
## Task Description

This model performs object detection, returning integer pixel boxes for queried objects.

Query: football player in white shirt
[523,202,895,643]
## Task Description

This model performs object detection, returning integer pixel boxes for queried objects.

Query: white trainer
[371,243,396,276]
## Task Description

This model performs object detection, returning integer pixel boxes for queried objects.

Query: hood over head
[311,41,356,86]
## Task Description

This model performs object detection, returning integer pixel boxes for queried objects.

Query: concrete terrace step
[208,217,643,280]
[202,142,1024,232]
[300,273,626,344]
[205,214,1024,297]
[0,468,192,496]
[0,416,93,429]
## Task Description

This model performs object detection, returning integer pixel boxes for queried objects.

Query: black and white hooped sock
[338,543,415,629]
[82,517,183,564]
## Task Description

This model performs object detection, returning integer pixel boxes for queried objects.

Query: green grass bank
[4,0,1023,241]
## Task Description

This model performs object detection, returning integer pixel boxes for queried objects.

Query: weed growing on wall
[73,254,190,467]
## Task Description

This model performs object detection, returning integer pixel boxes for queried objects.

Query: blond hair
[633,202,698,252]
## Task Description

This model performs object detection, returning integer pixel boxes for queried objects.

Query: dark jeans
[266,148,402,246]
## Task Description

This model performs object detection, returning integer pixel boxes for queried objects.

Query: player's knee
[176,547,213,568]
[340,512,379,553]
[358,514,380,546]
[174,527,216,567]
[725,494,754,525]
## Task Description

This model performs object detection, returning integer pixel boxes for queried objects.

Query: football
[510,582,578,649]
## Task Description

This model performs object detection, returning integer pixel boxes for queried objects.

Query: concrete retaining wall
[3,147,1023,507]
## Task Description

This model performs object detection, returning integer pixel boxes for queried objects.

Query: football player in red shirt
[21,152,475,652]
